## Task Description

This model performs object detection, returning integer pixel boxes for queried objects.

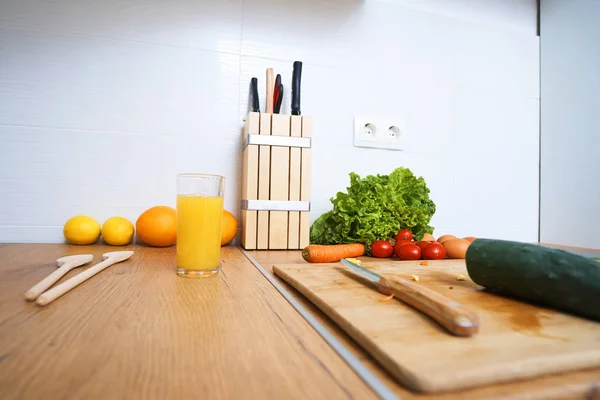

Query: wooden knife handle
[380,275,479,336]
[266,68,274,113]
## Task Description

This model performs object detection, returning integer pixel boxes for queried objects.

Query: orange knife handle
[379,275,479,337]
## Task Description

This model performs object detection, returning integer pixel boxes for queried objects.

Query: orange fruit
[221,210,238,246]
[136,205,177,247]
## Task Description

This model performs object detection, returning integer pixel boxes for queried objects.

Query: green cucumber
[466,239,600,321]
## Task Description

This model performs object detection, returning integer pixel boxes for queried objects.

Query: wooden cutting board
[273,259,600,394]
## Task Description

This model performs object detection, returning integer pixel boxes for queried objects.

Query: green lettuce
[310,167,435,245]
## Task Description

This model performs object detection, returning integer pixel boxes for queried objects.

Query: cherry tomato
[395,239,413,248]
[393,240,409,257]
[370,240,394,258]
[416,240,432,251]
[394,243,421,260]
[394,229,413,242]
[422,242,447,260]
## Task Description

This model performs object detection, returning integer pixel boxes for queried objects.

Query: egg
[437,234,456,244]
[442,238,471,259]
[463,236,477,243]
[422,233,435,241]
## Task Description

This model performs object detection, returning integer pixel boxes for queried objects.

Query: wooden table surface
[2,243,599,400]
[246,245,600,400]
[0,244,377,400]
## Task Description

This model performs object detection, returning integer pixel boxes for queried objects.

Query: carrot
[302,244,366,263]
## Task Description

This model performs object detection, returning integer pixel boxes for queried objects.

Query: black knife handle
[251,77,259,112]
[291,61,302,115]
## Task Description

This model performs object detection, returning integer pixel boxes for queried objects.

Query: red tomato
[416,240,432,251]
[395,239,413,248]
[422,242,447,260]
[394,229,413,242]
[370,240,394,258]
[394,243,421,260]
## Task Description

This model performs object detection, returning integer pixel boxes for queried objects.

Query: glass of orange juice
[176,173,225,277]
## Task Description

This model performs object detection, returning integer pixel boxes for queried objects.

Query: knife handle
[379,275,479,336]
[274,84,284,114]
[266,68,274,113]
[291,61,302,115]
[250,77,259,113]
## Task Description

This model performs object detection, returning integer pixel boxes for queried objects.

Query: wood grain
[274,259,600,394]
[241,112,260,249]
[257,113,271,249]
[288,115,302,250]
[249,250,600,400]
[0,244,376,400]
[36,251,133,306]
[299,116,312,248]
[24,254,92,300]
[375,273,480,337]
[269,114,291,249]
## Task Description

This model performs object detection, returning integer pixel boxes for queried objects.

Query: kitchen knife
[274,84,284,114]
[250,77,260,112]
[273,73,281,111]
[266,68,274,113]
[291,61,302,115]
[341,258,479,336]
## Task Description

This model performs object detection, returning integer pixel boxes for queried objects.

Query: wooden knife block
[241,112,312,250]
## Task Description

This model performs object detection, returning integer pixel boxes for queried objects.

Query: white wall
[540,0,600,248]
[0,0,539,243]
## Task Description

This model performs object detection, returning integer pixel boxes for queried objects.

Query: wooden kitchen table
[0,244,377,400]
[1,243,600,400]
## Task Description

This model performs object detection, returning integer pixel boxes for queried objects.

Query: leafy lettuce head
[310,167,435,245]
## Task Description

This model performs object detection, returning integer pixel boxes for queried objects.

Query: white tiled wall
[0,0,540,243]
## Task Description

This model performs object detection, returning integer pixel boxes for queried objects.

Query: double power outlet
[353,116,408,151]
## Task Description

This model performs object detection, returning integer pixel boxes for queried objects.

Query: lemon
[101,216,134,246]
[64,215,101,245]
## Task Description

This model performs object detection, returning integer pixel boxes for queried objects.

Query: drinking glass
[176,174,225,277]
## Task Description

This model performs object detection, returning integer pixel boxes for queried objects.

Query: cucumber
[465,239,600,321]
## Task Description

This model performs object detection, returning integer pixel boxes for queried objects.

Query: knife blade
[341,258,479,337]
[291,61,302,115]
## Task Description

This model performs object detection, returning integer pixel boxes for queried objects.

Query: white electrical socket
[353,116,408,150]
[362,122,377,142]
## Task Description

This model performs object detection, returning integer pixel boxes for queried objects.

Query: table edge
[240,248,398,400]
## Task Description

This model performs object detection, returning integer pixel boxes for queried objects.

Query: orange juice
[176,195,224,271]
